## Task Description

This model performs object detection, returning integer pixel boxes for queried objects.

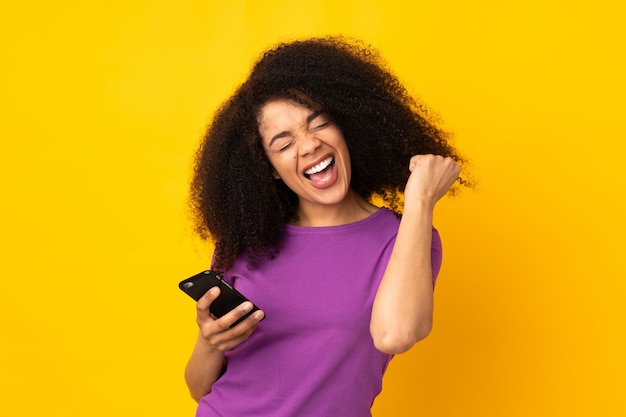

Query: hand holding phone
[179,270,263,327]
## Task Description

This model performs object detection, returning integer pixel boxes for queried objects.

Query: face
[258,99,352,212]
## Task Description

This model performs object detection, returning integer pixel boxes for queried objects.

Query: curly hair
[190,36,466,270]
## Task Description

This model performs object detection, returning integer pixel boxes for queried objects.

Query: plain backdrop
[1,1,625,416]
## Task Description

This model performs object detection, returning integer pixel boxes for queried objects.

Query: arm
[370,154,460,354]
[185,287,265,402]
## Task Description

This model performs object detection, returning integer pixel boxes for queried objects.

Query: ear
[272,169,281,180]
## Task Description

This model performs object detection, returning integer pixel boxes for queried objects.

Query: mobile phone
[179,270,262,327]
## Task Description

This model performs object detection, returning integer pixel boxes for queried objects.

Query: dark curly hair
[190,36,467,270]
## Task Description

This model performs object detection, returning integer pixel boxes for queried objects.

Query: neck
[293,191,378,227]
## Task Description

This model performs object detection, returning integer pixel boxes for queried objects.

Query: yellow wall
[1,1,624,415]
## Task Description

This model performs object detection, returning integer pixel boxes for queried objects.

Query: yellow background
[1,1,624,415]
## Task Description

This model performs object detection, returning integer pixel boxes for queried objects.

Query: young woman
[184,36,466,416]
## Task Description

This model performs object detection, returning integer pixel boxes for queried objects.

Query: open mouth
[304,156,335,182]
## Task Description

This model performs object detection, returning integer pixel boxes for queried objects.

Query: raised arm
[370,154,460,354]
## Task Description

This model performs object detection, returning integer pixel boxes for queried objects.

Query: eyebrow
[268,110,325,147]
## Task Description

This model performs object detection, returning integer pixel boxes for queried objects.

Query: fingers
[214,301,264,330]
[200,307,265,352]
[196,286,220,320]
[196,288,265,352]
[409,154,458,174]
[405,154,461,205]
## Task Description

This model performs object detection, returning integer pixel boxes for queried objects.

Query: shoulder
[372,207,402,230]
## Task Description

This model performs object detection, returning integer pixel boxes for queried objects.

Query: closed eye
[268,131,293,151]
[308,112,330,132]
[310,121,329,131]
[277,138,295,152]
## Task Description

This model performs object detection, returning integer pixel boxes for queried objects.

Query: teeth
[304,157,333,175]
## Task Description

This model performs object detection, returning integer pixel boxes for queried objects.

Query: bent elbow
[189,387,210,403]
[372,323,433,354]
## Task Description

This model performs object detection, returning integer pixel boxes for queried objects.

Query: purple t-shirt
[197,208,442,417]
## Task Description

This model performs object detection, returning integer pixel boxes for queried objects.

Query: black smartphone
[179,270,262,327]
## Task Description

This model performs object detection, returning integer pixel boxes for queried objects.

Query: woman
[185,36,466,416]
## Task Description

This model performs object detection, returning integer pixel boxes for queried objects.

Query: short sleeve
[431,227,443,286]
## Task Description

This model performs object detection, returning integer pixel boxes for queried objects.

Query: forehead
[258,99,314,129]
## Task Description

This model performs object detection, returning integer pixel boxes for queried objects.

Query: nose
[298,132,321,156]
